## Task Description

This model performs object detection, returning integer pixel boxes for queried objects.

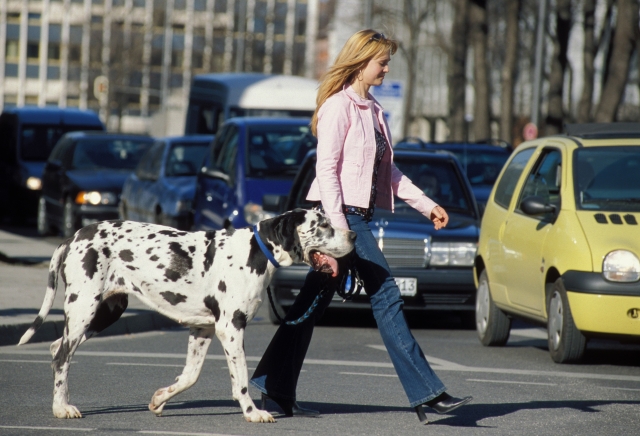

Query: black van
[0,107,104,223]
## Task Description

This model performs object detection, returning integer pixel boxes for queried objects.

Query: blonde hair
[311,29,398,135]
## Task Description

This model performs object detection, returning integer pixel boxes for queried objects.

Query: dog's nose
[348,231,357,241]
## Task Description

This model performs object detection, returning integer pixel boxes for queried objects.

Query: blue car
[394,138,512,210]
[38,132,154,237]
[120,135,213,230]
[0,107,104,223]
[267,149,481,325]
[192,117,316,230]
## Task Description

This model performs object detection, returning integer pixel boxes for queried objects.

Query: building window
[48,44,61,60]
[27,43,40,60]
[6,41,19,60]
[171,51,183,67]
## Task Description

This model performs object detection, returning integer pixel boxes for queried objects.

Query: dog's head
[256,208,356,276]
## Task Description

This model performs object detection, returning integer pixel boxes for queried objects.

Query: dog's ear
[262,209,307,260]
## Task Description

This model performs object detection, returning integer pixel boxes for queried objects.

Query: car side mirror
[263,194,286,213]
[201,166,231,184]
[520,195,557,215]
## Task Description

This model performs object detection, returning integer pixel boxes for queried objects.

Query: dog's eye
[319,222,329,229]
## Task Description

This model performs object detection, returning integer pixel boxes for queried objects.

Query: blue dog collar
[253,225,281,268]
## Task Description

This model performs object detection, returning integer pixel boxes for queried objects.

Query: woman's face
[361,52,391,87]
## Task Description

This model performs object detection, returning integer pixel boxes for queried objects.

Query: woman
[251,29,472,424]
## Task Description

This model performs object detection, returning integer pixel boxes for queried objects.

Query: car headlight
[75,191,118,205]
[244,202,276,225]
[603,250,640,282]
[430,242,477,267]
[26,177,42,190]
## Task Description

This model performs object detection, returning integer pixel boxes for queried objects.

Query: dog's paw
[244,408,276,423]
[53,403,82,419]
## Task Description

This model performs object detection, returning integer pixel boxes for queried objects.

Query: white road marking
[0,359,76,364]
[138,431,241,436]
[0,425,94,432]
[107,362,185,368]
[4,348,640,383]
[467,378,557,386]
[339,372,396,378]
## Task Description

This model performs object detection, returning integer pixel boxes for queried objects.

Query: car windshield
[394,157,472,214]
[20,124,103,161]
[246,125,316,177]
[71,138,153,170]
[165,142,209,176]
[574,146,640,212]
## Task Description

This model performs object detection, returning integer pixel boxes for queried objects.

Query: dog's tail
[18,239,69,346]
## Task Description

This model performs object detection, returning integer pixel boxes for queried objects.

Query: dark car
[394,138,511,209]
[267,149,481,325]
[120,135,213,230]
[0,107,104,223]
[191,117,316,230]
[38,132,154,237]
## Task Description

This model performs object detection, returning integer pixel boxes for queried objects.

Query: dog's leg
[51,287,104,419]
[51,324,89,418]
[149,327,214,416]
[218,327,275,423]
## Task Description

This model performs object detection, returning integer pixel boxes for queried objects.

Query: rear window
[165,142,210,176]
[246,125,316,177]
[20,124,103,161]
[394,157,473,213]
[72,138,153,170]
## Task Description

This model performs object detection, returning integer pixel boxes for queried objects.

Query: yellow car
[474,123,640,363]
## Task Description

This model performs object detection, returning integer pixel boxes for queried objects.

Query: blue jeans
[251,214,446,407]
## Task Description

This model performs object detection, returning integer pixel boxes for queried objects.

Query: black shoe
[261,393,320,417]
[425,392,473,414]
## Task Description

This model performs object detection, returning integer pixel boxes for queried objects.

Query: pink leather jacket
[306,85,438,229]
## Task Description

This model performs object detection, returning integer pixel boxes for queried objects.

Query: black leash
[267,256,364,326]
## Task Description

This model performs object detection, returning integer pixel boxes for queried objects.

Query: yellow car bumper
[567,291,640,336]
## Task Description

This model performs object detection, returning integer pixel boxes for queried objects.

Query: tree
[448,0,469,141]
[500,0,520,143]
[544,0,572,136]
[469,0,490,140]
[594,0,639,122]
[374,0,435,139]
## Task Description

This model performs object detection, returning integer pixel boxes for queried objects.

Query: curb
[1,311,180,347]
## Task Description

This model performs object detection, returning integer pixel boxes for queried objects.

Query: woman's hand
[430,205,449,230]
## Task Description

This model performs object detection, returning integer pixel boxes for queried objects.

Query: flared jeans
[250,214,446,407]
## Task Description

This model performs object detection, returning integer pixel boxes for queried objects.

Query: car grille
[422,294,472,305]
[377,237,426,268]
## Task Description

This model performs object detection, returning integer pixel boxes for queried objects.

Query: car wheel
[37,196,53,236]
[547,279,587,363]
[63,198,78,238]
[476,270,511,346]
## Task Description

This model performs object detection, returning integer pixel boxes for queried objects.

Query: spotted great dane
[19,208,355,422]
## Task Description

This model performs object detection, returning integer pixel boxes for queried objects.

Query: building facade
[0,0,329,135]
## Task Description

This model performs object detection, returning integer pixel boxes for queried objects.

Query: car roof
[225,117,311,126]
[565,123,640,139]
[64,131,154,140]
[1,106,103,125]
[304,148,459,163]
[161,135,214,144]
[395,137,512,152]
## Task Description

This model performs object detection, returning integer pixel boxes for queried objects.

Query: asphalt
[0,228,179,347]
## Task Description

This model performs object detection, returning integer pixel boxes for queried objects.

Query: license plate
[395,277,417,297]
